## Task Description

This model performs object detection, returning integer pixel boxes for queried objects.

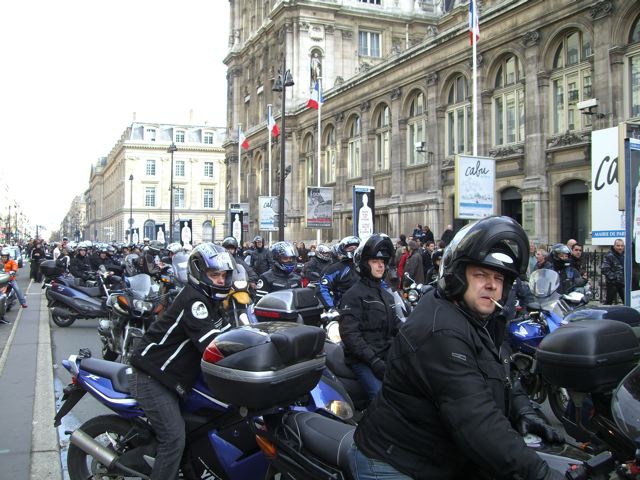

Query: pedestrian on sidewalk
[30,241,46,282]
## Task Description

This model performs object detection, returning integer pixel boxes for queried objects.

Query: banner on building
[229,203,250,237]
[592,127,625,245]
[306,187,333,229]
[179,219,193,247]
[352,185,375,241]
[455,155,495,220]
[229,209,244,245]
[259,196,279,231]
[155,223,167,245]
[624,138,640,309]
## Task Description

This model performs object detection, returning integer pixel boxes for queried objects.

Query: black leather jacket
[338,276,400,366]
[255,268,302,299]
[69,254,93,280]
[601,247,624,286]
[247,248,272,276]
[354,289,555,480]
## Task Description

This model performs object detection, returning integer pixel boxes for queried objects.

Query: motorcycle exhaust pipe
[69,429,150,479]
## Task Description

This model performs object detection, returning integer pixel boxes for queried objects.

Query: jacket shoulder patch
[191,301,209,319]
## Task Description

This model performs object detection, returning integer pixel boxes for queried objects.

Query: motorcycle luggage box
[564,306,640,327]
[537,319,640,393]
[254,288,324,326]
[40,260,65,278]
[201,322,326,409]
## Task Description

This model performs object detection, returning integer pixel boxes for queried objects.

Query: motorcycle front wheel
[67,415,138,480]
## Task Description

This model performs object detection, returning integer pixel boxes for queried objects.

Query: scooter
[54,322,353,480]
[0,272,11,322]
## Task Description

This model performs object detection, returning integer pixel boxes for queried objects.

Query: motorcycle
[98,272,162,363]
[508,269,589,405]
[1,271,17,313]
[0,272,11,321]
[201,322,600,480]
[54,323,353,479]
[40,260,120,327]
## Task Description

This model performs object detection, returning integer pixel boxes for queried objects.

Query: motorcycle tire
[67,415,137,480]
[50,312,76,328]
[548,385,571,422]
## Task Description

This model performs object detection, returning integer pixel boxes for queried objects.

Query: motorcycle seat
[325,342,358,380]
[79,357,131,394]
[284,411,354,478]
[74,285,103,297]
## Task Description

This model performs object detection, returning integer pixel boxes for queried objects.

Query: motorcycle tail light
[154,304,164,314]
[255,435,277,459]
[254,309,281,319]
[203,343,225,364]
[51,281,58,288]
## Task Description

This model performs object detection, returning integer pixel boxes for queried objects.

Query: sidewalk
[0,277,62,479]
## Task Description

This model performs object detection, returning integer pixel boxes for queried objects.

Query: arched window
[551,30,593,133]
[445,75,471,156]
[304,133,317,187]
[493,55,525,146]
[347,116,361,178]
[202,221,213,242]
[629,15,640,118]
[407,92,426,166]
[560,180,589,244]
[375,105,391,171]
[323,125,337,184]
[143,220,155,240]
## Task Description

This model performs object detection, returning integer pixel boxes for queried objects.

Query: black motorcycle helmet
[338,236,361,262]
[187,243,236,301]
[353,234,395,280]
[222,236,239,250]
[270,241,298,274]
[124,253,142,277]
[437,216,528,304]
[431,248,444,266]
[549,243,572,270]
[253,235,265,251]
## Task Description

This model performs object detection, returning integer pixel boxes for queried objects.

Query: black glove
[516,411,564,444]
[370,358,386,380]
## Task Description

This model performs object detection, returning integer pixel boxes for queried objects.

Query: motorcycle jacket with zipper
[318,261,359,309]
[355,288,555,480]
[338,276,400,367]
[255,268,302,299]
[130,283,231,398]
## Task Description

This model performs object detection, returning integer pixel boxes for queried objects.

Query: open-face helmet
[222,237,239,250]
[353,234,394,279]
[437,216,528,304]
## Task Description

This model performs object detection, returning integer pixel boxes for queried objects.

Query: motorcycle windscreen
[126,274,152,299]
[529,269,561,298]
[611,363,640,445]
[172,252,189,285]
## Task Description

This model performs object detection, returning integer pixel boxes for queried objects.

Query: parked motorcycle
[40,260,120,327]
[54,323,353,479]
[98,272,161,363]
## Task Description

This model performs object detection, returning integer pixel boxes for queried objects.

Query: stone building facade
[85,122,227,245]
[224,0,640,245]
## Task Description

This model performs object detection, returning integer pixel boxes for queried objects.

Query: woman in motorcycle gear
[339,234,400,401]
[255,241,302,299]
[351,217,564,480]
[130,242,234,480]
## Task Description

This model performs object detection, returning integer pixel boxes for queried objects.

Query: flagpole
[267,105,273,246]
[316,79,322,246]
[472,39,478,156]
[237,123,242,204]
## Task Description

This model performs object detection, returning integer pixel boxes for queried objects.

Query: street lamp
[272,65,294,241]
[129,174,134,244]
[167,142,177,243]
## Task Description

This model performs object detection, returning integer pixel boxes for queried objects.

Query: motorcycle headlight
[326,321,342,343]
[408,289,419,303]
[133,299,153,312]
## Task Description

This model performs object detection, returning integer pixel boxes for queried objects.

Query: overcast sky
[0,0,229,234]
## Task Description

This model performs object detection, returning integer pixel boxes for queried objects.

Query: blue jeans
[349,444,413,479]
[350,362,382,401]
[9,280,26,305]
[129,369,185,480]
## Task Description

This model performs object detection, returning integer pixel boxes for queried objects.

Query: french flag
[469,0,480,45]
[307,81,323,110]
[239,129,249,150]
[267,110,280,138]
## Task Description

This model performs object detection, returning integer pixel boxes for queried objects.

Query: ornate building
[224,0,640,245]
[85,122,227,244]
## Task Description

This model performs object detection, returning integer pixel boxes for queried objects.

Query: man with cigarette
[350,216,564,480]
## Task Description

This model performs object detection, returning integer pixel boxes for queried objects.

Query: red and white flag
[267,110,280,138]
[469,0,480,45]
[307,81,323,110]
[239,128,249,150]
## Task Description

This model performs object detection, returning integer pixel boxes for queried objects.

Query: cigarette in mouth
[490,298,504,310]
